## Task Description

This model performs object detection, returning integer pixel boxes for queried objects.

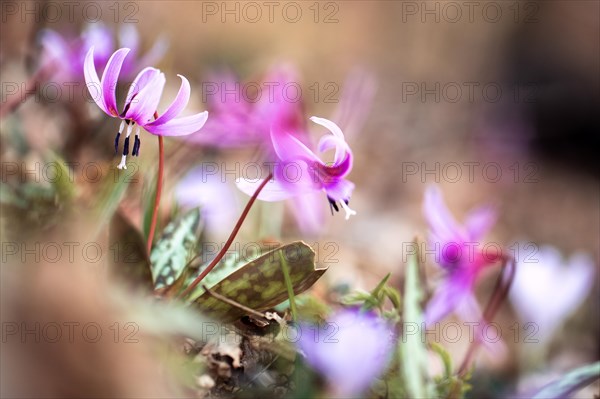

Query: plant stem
[146,125,164,254]
[458,256,516,376]
[177,173,273,300]
[279,250,298,321]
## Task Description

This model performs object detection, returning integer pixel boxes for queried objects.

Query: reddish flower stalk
[457,255,516,376]
[146,111,163,254]
[177,173,274,300]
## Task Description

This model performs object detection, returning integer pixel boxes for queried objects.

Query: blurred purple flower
[237,117,357,221]
[175,166,238,238]
[185,64,303,149]
[509,244,595,343]
[39,23,167,84]
[297,308,394,397]
[84,47,208,169]
[423,185,500,326]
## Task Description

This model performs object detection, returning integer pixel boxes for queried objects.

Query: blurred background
[1,1,599,398]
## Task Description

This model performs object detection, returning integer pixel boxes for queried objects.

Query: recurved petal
[82,23,114,63]
[124,67,161,109]
[39,29,69,62]
[148,75,191,126]
[424,281,463,326]
[290,191,325,234]
[100,47,130,116]
[144,111,208,136]
[423,185,468,245]
[323,178,355,202]
[125,72,166,124]
[465,205,497,241]
[83,46,108,114]
[317,134,351,165]
[310,116,345,139]
[271,128,320,164]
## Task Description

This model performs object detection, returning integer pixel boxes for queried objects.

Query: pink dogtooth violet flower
[84,47,208,169]
[236,116,357,220]
[186,64,303,150]
[40,22,167,84]
[423,185,501,327]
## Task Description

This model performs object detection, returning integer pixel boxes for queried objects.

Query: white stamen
[340,201,357,220]
[125,122,133,138]
[117,123,134,169]
[117,155,127,170]
[118,120,126,134]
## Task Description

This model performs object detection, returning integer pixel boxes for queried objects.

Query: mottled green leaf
[191,241,327,321]
[532,361,600,399]
[150,208,202,289]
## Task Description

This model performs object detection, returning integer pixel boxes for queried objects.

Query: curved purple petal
[290,191,325,234]
[39,29,69,63]
[124,67,161,110]
[147,75,191,126]
[271,128,320,164]
[317,134,351,166]
[310,116,345,139]
[100,47,130,116]
[424,279,466,325]
[423,185,468,245]
[125,72,165,124]
[464,205,497,241]
[83,46,109,115]
[82,23,114,65]
[323,178,355,202]
[144,111,208,136]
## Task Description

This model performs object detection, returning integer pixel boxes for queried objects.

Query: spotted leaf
[150,208,202,289]
[190,241,327,321]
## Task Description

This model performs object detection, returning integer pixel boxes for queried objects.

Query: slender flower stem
[458,256,516,376]
[177,173,273,300]
[146,111,164,254]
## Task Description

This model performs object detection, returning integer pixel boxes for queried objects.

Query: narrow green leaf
[400,244,429,398]
[371,272,391,297]
[430,342,453,378]
[279,249,298,321]
[191,241,327,322]
[532,361,600,399]
[383,285,402,310]
[150,208,202,289]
